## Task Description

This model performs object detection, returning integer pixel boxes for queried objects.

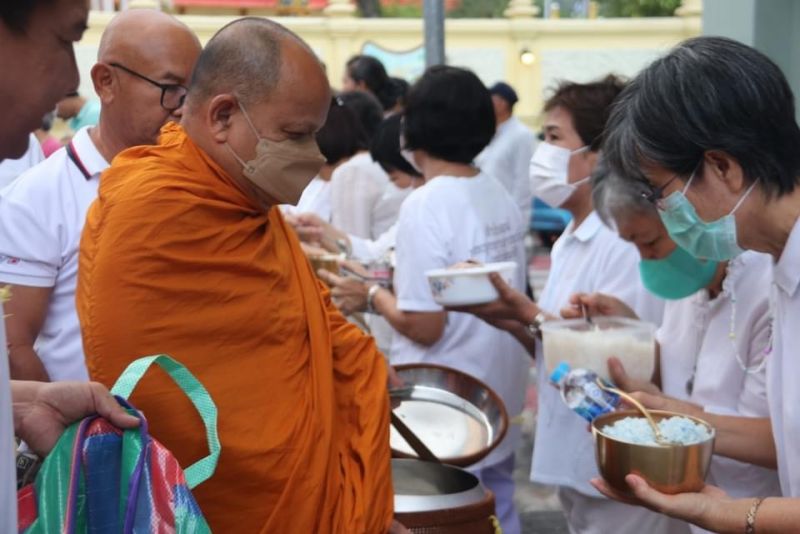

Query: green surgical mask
[638,246,718,300]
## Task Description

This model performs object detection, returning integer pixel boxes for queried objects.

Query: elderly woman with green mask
[565,169,782,531]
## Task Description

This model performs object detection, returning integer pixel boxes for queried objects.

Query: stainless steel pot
[393,459,487,513]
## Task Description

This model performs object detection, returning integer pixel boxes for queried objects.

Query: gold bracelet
[745,497,765,534]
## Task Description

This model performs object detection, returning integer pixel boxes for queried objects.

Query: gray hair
[592,158,658,230]
[603,36,800,198]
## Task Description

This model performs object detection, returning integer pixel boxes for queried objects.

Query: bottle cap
[549,361,570,384]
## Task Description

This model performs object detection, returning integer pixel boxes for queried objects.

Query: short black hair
[370,114,421,177]
[544,74,626,151]
[388,77,410,111]
[337,90,384,147]
[403,65,495,164]
[346,55,395,111]
[1,0,54,33]
[604,36,800,198]
[316,97,361,165]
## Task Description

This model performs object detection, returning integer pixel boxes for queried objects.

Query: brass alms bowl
[592,410,715,495]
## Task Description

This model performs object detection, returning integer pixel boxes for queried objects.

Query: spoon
[580,302,597,329]
[595,378,674,446]
[390,411,440,464]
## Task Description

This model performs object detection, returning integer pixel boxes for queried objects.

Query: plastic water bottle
[549,362,620,422]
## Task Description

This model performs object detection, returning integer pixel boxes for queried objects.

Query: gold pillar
[676,0,702,17]
[324,0,356,17]
[504,0,539,19]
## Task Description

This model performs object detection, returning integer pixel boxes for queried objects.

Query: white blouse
[657,251,781,505]
[330,152,398,240]
[769,216,800,497]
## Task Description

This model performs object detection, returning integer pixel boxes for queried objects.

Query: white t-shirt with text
[390,172,529,468]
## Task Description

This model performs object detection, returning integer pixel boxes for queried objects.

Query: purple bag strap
[63,416,96,534]
[119,397,150,534]
[63,398,149,534]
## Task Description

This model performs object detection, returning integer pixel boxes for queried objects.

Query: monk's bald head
[187,17,324,108]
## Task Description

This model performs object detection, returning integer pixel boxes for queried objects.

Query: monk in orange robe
[77,18,394,533]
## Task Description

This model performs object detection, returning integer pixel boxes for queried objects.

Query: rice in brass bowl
[592,410,715,495]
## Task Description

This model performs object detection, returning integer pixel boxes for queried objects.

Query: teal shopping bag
[17,355,221,533]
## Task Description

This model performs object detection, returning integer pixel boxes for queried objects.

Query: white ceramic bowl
[425,262,517,306]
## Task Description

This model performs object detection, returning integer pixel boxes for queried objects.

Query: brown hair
[544,74,626,150]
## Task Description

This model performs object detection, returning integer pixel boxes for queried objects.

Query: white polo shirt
[0,127,108,381]
[476,116,536,223]
[657,251,781,509]
[390,172,529,468]
[532,211,665,495]
[0,133,44,189]
[769,215,800,497]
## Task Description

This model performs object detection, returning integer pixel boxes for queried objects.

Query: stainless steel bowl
[393,459,488,513]
[391,363,508,466]
[592,410,715,495]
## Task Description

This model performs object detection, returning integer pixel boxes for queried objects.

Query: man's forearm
[8,344,50,381]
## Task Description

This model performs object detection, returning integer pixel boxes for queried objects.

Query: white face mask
[400,148,422,175]
[529,142,590,207]
[399,129,423,175]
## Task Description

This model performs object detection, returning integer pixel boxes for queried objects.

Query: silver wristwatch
[526,311,548,338]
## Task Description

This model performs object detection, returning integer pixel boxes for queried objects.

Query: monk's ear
[207,94,237,143]
[91,63,115,104]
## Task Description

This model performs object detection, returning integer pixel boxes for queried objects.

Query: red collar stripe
[66,141,92,180]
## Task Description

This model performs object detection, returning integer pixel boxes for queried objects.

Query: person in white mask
[452,75,673,534]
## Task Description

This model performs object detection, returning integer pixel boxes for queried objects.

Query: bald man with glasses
[0,9,201,383]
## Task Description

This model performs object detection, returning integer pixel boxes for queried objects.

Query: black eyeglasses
[110,62,188,112]
[642,174,681,208]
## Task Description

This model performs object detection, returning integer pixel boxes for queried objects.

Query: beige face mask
[226,102,325,206]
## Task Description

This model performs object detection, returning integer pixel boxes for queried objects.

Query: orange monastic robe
[77,124,393,533]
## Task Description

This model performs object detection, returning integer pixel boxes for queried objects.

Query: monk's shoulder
[99,146,200,204]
